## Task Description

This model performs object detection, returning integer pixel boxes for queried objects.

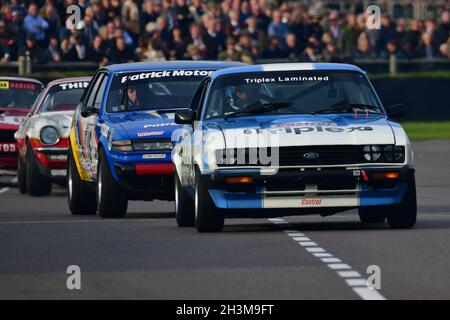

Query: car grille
[217,145,365,167]
[277,145,364,166]
[0,130,15,142]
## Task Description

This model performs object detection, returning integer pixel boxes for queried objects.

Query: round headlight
[363,145,381,162]
[40,126,59,145]
[384,145,404,162]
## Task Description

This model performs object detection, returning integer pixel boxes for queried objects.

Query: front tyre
[67,145,97,215]
[17,153,27,194]
[26,144,52,196]
[194,168,224,232]
[175,170,195,227]
[387,178,417,229]
[97,148,127,218]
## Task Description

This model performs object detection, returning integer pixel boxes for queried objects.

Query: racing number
[0,143,16,152]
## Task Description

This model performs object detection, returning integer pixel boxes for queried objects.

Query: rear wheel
[387,178,417,229]
[194,168,224,232]
[67,145,97,215]
[358,207,386,224]
[26,144,52,196]
[17,153,27,194]
[175,170,195,227]
[96,148,128,218]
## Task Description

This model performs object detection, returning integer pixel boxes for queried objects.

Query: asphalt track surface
[0,140,449,300]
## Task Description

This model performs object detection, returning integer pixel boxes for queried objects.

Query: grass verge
[402,121,450,141]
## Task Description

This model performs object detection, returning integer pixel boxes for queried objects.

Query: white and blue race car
[173,63,416,232]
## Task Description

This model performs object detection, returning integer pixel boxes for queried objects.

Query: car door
[181,79,210,187]
[79,72,107,180]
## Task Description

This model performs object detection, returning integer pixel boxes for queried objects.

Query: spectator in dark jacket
[108,36,136,64]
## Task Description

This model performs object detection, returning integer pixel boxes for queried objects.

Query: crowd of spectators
[0,0,449,66]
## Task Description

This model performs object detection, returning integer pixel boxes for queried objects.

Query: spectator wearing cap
[301,42,319,62]
[23,4,48,46]
[268,10,288,50]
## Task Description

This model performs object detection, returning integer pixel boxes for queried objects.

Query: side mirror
[81,106,99,118]
[175,109,195,124]
[386,104,405,118]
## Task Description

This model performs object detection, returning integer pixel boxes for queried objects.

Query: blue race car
[173,63,416,232]
[67,61,244,218]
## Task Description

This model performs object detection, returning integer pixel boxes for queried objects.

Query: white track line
[0,187,10,195]
[268,218,386,300]
[0,218,164,224]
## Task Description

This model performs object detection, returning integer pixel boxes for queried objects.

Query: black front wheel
[26,144,52,197]
[175,170,195,227]
[194,168,224,232]
[96,148,128,218]
[387,178,417,229]
[67,145,97,215]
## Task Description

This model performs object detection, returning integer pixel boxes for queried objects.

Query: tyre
[67,145,97,215]
[17,153,27,194]
[387,178,417,229]
[358,207,386,224]
[175,170,195,227]
[96,148,127,218]
[26,143,52,196]
[194,168,224,232]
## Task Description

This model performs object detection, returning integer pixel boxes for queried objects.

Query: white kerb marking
[353,287,386,300]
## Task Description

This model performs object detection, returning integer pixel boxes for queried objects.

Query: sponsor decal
[121,70,213,83]
[59,82,90,90]
[244,76,329,84]
[47,154,67,161]
[143,122,177,129]
[272,122,336,127]
[10,82,37,91]
[137,131,164,137]
[0,81,37,91]
[301,199,322,206]
[142,154,166,159]
[243,126,374,135]
[0,81,9,89]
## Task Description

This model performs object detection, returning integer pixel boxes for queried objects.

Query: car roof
[0,76,43,85]
[103,61,246,73]
[210,63,365,79]
[46,76,92,87]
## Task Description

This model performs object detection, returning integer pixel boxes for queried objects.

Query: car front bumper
[201,165,414,213]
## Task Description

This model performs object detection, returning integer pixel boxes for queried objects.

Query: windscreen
[106,70,213,113]
[205,71,383,120]
[38,81,90,113]
[0,80,41,109]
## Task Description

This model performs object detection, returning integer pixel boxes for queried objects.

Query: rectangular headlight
[111,140,133,152]
[133,139,173,151]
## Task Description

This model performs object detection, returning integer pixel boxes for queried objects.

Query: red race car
[0,77,43,174]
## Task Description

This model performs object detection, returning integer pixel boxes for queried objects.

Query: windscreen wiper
[311,100,381,115]
[225,101,292,119]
